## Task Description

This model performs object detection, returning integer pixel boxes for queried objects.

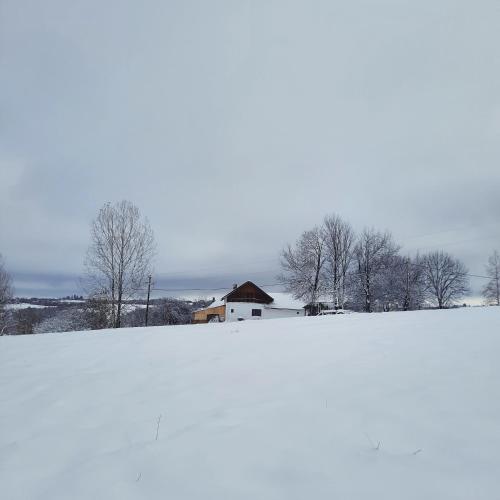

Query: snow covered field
[1,308,499,499]
[4,303,54,310]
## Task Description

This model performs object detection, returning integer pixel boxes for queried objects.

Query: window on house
[252,309,262,317]
[230,308,234,313]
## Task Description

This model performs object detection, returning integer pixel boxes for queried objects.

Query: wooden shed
[192,302,226,323]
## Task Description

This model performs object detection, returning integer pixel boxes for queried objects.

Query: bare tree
[84,201,155,328]
[81,291,112,330]
[483,249,500,306]
[322,214,355,309]
[385,254,426,311]
[11,307,44,335]
[123,298,193,327]
[34,308,87,334]
[0,254,14,335]
[422,251,469,308]
[353,229,400,312]
[278,227,326,309]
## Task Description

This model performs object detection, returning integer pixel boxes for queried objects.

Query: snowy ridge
[1,307,499,499]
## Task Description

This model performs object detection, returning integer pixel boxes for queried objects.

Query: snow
[122,303,148,311]
[176,291,232,303]
[5,303,54,310]
[1,307,499,499]
[206,298,225,309]
[268,292,305,310]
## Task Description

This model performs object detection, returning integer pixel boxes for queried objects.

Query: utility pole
[145,275,152,327]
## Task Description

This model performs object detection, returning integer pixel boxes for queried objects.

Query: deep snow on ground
[1,308,499,500]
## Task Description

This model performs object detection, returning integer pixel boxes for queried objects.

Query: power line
[134,265,492,294]
[403,260,490,280]
[151,286,234,292]
[124,220,500,292]
[134,243,498,292]
[133,282,285,293]
[401,220,500,245]
[131,250,494,296]
[465,273,491,280]
[406,234,500,253]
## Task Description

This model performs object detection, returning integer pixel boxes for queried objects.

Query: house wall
[225,302,260,322]
[225,302,303,322]
[264,308,304,319]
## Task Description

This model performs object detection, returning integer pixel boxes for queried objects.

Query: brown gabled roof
[221,281,274,304]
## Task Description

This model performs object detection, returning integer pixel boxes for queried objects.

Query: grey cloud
[1,0,499,297]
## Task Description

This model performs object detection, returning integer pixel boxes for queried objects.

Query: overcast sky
[1,0,499,298]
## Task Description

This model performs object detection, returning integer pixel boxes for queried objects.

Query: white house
[192,281,305,323]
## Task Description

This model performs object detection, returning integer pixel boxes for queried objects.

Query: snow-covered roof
[267,292,306,310]
[194,298,225,312]
[208,298,225,308]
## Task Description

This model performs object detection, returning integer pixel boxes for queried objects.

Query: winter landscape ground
[1,307,499,499]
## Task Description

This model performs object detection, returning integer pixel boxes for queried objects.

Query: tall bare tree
[483,249,500,306]
[353,229,400,312]
[321,214,355,309]
[422,251,469,308]
[278,227,326,309]
[84,201,155,328]
[0,254,14,335]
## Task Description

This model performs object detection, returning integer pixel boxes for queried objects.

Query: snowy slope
[1,308,499,500]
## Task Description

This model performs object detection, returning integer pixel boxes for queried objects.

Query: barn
[192,281,305,323]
